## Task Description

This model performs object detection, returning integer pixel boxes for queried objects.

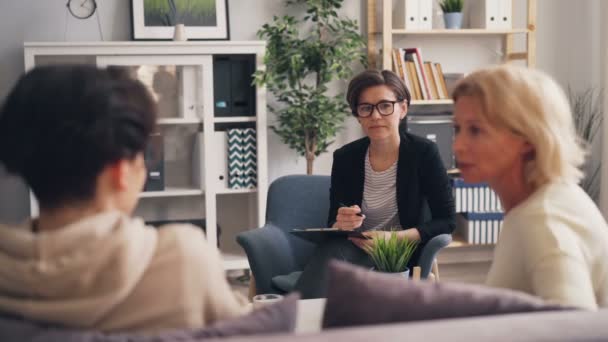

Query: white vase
[173,24,187,41]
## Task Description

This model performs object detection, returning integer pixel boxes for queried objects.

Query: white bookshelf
[139,188,204,198]
[390,28,530,35]
[410,99,453,106]
[214,116,257,123]
[217,188,258,195]
[223,252,250,270]
[158,118,201,125]
[23,42,268,270]
[368,0,537,70]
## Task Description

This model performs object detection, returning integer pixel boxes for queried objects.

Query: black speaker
[405,115,454,169]
[213,55,256,117]
[143,133,164,192]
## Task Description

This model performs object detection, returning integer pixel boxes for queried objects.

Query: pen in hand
[339,202,364,217]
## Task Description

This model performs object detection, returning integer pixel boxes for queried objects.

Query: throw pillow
[322,260,573,328]
[0,293,299,341]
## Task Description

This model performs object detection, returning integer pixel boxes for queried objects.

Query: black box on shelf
[404,114,454,170]
[143,133,165,192]
[213,54,256,117]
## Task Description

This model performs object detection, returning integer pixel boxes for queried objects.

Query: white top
[0,212,248,333]
[486,181,608,309]
[361,149,401,231]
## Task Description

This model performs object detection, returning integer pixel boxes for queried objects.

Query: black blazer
[327,131,456,244]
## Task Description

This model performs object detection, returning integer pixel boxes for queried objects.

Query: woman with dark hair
[0,65,247,332]
[294,69,455,298]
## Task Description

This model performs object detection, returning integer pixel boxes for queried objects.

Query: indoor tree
[254,0,366,174]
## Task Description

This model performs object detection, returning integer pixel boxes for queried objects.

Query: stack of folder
[452,178,504,245]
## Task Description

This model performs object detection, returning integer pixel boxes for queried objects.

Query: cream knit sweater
[486,181,608,309]
[0,211,248,333]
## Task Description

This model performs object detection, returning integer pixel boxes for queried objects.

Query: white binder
[192,131,229,191]
[418,0,432,30]
[394,0,432,30]
[498,0,512,29]
[393,0,419,30]
[466,0,500,29]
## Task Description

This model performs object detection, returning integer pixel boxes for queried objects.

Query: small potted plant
[364,231,418,278]
[440,0,464,29]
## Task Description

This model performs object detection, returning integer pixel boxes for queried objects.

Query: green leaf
[368,230,419,273]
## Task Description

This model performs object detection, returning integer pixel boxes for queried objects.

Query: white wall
[600,0,608,215]
[0,0,604,222]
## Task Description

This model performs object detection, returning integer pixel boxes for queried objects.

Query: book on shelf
[423,62,439,100]
[428,63,445,99]
[434,63,450,99]
[403,52,426,100]
[392,49,413,95]
[406,61,422,100]
[404,48,432,100]
[390,47,455,102]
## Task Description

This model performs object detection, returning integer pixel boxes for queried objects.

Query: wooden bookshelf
[411,99,453,106]
[367,0,537,70]
[390,28,530,35]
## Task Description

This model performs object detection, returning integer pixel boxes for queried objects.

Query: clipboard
[290,228,370,244]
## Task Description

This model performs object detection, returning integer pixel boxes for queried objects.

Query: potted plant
[364,231,418,277]
[440,0,464,29]
[568,86,603,202]
[254,0,367,174]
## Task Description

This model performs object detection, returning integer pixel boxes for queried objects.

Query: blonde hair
[452,65,585,188]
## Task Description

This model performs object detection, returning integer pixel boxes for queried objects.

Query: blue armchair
[237,175,452,295]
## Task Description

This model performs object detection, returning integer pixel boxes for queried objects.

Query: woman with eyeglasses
[294,69,455,298]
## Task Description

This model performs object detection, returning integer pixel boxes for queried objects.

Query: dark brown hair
[0,65,157,209]
[346,69,411,117]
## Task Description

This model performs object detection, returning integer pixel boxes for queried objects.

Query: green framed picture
[131,0,229,40]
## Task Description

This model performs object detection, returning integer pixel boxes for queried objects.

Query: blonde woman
[452,65,608,309]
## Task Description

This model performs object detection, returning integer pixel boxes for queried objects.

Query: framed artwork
[130,0,229,40]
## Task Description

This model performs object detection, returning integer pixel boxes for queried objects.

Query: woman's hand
[332,205,365,231]
[349,231,390,252]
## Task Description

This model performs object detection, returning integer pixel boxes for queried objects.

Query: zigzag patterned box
[227,128,257,189]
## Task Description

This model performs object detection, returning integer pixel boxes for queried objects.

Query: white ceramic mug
[252,293,284,309]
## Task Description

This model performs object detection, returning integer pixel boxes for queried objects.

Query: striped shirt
[360,148,402,231]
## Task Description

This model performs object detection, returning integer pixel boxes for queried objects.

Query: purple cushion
[0,294,299,341]
[322,261,573,328]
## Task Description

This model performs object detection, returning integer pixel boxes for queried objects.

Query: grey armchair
[237,175,452,295]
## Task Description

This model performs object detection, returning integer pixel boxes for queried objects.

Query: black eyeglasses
[355,100,404,118]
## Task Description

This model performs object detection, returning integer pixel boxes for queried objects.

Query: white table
[295,298,326,334]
